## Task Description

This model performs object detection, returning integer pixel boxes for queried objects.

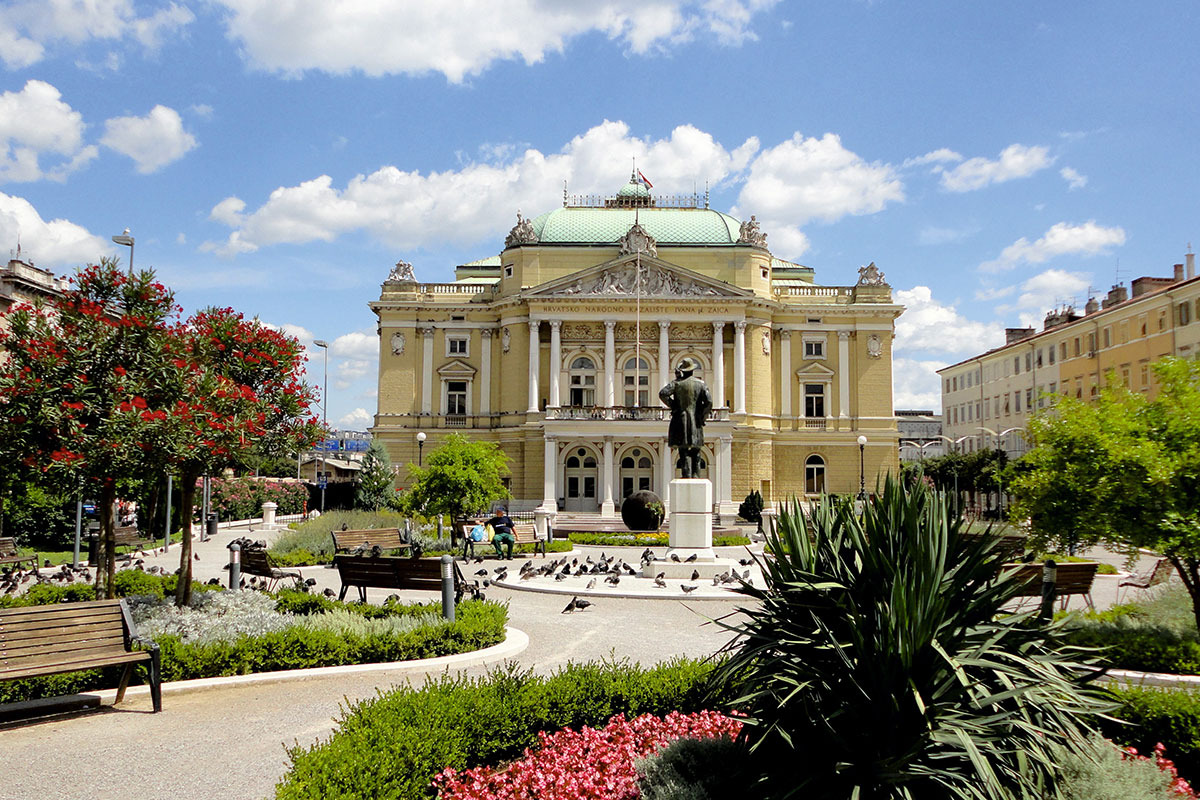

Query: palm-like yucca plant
[712,475,1110,800]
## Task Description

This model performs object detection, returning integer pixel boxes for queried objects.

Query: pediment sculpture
[504,211,539,248]
[387,259,417,283]
[737,215,768,247]
[617,223,657,258]
[856,262,887,286]
[556,264,724,297]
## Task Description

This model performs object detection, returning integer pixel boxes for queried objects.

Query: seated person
[486,509,516,560]
[463,519,484,557]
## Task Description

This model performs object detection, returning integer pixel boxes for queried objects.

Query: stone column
[420,326,435,415]
[712,321,726,408]
[548,320,562,408]
[717,434,737,522]
[601,436,615,517]
[838,330,851,421]
[543,435,557,509]
[659,438,672,513]
[527,320,541,413]
[779,329,792,420]
[658,320,670,397]
[733,320,747,415]
[604,320,616,408]
[479,329,492,415]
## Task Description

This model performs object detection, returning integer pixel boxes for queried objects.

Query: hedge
[1104,685,1200,788]
[275,658,725,800]
[567,532,752,548]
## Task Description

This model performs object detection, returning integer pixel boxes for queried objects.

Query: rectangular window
[1004,395,1011,415]
[952,376,958,392]
[1014,357,1020,374]
[1087,333,1096,354]
[1025,353,1032,371]
[1121,366,1131,386]
[803,339,825,359]
[1026,388,1033,409]
[984,397,990,418]
[1060,342,1067,360]
[503,265,513,277]
[446,381,468,415]
[1103,327,1111,348]
[1140,361,1150,388]
[1160,310,1168,331]
[945,378,951,393]
[1140,315,1148,336]
[1180,302,1192,326]
[1049,381,1057,395]
[447,336,468,356]
[1014,392,1020,413]
[804,383,826,418]
[1036,349,1043,368]
[1073,338,1081,357]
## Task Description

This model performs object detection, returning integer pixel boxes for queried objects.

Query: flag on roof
[637,169,653,189]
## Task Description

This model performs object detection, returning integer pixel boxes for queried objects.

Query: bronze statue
[659,357,713,479]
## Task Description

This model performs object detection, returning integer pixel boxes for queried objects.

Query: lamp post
[416,431,427,466]
[856,434,867,501]
[111,229,134,274]
[314,339,329,512]
[935,435,971,512]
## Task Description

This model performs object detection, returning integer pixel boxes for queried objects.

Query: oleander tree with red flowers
[166,306,321,605]
[0,259,181,595]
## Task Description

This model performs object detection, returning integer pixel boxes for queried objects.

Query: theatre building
[370,173,902,521]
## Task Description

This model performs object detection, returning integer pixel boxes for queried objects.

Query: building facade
[939,252,1200,458]
[371,175,902,519]
[896,410,944,462]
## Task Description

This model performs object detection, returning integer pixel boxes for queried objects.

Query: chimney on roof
[1085,296,1099,315]
[1189,251,1196,279]
[1005,327,1035,344]
[1175,263,1186,282]
[1103,284,1128,308]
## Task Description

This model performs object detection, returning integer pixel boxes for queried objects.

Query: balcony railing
[544,406,731,422]
[773,286,854,302]
[804,418,827,430]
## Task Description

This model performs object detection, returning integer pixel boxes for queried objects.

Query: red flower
[114,366,127,376]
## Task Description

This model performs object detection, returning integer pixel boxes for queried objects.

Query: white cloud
[892,357,950,412]
[998,268,1092,328]
[0,0,192,69]
[203,120,760,257]
[938,144,1053,192]
[893,285,1004,356]
[335,359,371,389]
[0,192,107,267]
[733,132,903,259]
[918,224,977,246]
[979,221,1126,272]
[214,0,778,82]
[338,408,372,429]
[100,105,197,174]
[190,104,214,120]
[332,330,378,360]
[902,148,962,168]
[1060,166,1087,190]
[0,80,97,183]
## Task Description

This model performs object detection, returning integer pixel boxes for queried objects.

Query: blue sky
[3,1,1197,427]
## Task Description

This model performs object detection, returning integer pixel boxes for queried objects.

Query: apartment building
[939,252,1200,458]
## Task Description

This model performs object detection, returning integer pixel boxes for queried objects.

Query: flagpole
[634,207,642,409]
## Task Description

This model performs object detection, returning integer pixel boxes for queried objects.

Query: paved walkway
[0,524,1157,800]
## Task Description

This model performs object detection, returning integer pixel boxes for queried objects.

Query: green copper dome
[530,206,742,245]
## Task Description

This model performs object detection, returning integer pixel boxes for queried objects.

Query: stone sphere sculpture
[621,490,665,532]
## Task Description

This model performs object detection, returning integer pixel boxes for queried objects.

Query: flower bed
[434,711,741,800]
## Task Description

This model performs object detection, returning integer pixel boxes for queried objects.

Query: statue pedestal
[665,479,715,564]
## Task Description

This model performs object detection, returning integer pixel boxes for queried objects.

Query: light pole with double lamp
[977,426,1024,517]
[856,435,868,501]
[111,229,134,273]
[313,339,329,512]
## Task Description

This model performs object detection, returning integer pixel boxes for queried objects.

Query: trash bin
[206,512,218,540]
[86,528,100,566]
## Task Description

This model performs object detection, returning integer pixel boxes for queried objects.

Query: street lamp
[936,435,971,511]
[313,339,329,512]
[856,434,868,500]
[416,431,427,466]
[111,229,134,273]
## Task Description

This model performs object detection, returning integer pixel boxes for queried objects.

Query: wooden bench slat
[333,555,464,602]
[0,608,125,629]
[3,626,128,652]
[331,529,411,554]
[0,599,125,617]
[3,641,133,669]
[2,651,151,680]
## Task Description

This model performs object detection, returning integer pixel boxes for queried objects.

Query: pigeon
[194,553,201,560]
[641,548,655,563]
[605,574,620,586]
[561,597,580,613]
[685,553,698,563]
[573,598,593,611]
[654,575,667,588]
[475,568,489,576]
[738,558,754,566]
[681,584,698,594]
[585,578,596,590]
[304,578,317,587]
[370,545,383,558]
[555,572,568,581]
[323,588,336,597]
[670,553,681,563]
[691,569,700,581]
[521,560,533,572]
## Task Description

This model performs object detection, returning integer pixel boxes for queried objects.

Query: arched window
[805,455,826,494]
[569,356,597,406]
[623,357,650,406]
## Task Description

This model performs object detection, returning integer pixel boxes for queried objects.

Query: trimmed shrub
[1105,685,1200,788]
[1058,735,1197,799]
[567,532,750,548]
[275,658,726,800]
[636,735,751,800]
[1063,583,1200,673]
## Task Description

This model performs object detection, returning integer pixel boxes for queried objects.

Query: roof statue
[504,211,539,248]
[386,259,417,283]
[617,222,657,258]
[856,261,887,286]
[736,215,768,247]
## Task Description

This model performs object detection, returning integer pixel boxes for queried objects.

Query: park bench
[1118,557,1173,604]
[0,599,162,713]
[0,536,38,571]
[460,522,546,558]
[1004,561,1099,611]
[330,528,414,556]
[113,526,153,552]
[239,548,304,591]
[333,555,465,604]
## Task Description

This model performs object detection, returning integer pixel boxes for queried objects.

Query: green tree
[1010,356,1200,627]
[396,434,510,521]
[355,439,397,511]
[0,260,179,595]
